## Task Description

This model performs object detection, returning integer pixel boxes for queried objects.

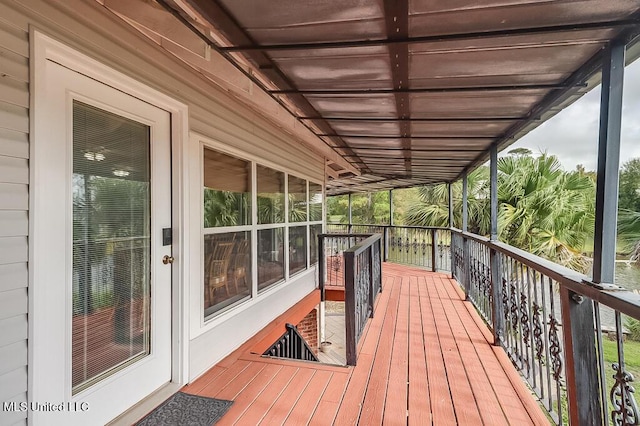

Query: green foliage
[204,188,250,227]
[326,191,391,225]
[326,194,349,223]
[404,151,596,271]
[619,158,640,212]
[73,175,150,240]
[626,317,640,342]
[404,166,490,233]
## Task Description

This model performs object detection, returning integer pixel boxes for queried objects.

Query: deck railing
[263,323,319,362]
[317,232,383,366]
[343,234,383,366]
[326,224,452,272]
[328,223,640,425]
[317,233,372,301]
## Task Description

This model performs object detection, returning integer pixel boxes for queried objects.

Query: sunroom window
[203,148,252,317]
[202,145,324,319]
[257,165,285,290]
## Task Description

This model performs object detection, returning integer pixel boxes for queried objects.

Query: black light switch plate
[162,228,172,246]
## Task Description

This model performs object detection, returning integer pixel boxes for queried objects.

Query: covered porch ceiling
[135,0,640,195]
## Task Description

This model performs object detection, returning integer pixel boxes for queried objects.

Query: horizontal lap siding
[0,1,325,422]
[0,10,29,426]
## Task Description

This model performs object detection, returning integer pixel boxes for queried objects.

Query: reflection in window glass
[258,228,284,290]
[257,165,285,224]
[204,232,251,317]
[310,224,323,265]
[289,226,307,275]
[309,182,323,222]
[289,175,307,222]
[203,148,251,227]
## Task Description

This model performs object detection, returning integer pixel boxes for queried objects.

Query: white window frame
[193,134,323,331]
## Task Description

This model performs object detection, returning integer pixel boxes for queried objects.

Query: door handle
[162,255,174,265]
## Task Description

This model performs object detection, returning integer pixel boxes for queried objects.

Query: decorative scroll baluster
[532,303,544,363]
[611,363,640,426]
[521,292,530,347]
[548,315,563,382]
[332,247,341,272]
[510,282,519,327]
[483,264,491,303]
[501,277,509,325]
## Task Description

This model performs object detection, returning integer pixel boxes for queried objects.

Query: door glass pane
[72,101,151,393]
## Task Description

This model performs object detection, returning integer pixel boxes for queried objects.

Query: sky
[503,57,640,171]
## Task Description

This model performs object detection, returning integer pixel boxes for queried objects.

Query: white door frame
[29,30,189,420]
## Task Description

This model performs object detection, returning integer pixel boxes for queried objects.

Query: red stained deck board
[181,364,226,395]
[233,365,298,425]
[215,363,283,426]
[284,370,333,425]
[307,372,350,425]
[407,276,431,426]
[427,276,484,425]
[358,280,401,425]
[213,361,267,401]
[433,276,512,426]
[181,264,549,426]
[418,275,458,424]
[259,367,316,425]
[334,280,400,425]
[381,277,410,425]
[309,400,341,426]
[192,360,251,399]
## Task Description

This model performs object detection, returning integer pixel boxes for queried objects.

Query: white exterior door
[32,60,172,425]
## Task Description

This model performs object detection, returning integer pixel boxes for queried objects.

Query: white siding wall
[0,11,29,426]
[0,0,325,415]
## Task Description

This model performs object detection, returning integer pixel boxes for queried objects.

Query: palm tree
[619,209,640,264]
[204,189,250,227]
[405,152,596,272]
[405,166,489,234]
[497,153,595,271]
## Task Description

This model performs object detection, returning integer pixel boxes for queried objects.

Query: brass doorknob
[162,255,174,265]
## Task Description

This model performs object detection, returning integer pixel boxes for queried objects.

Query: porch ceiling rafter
[152,0,640,196]
[218,18,640,52]
[383,0,410,175]
[269,83,582,95]
[159,0,368,173]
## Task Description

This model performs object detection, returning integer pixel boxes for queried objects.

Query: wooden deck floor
[182,263,550,425]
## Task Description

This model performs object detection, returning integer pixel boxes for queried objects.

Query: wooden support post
[462,173,470,299]
[560,288,602,425]
[489,145,504,345]
[344,250,356,366]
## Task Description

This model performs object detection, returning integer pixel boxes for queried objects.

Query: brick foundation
[296,308,319,354]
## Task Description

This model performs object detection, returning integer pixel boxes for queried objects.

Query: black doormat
[136,392,233,426]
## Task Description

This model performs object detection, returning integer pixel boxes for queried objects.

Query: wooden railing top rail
[343,234,382,257]
[453,229,640,319]
[327,223,450,231]
[319,233,373,238]
[329,222,640,323]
